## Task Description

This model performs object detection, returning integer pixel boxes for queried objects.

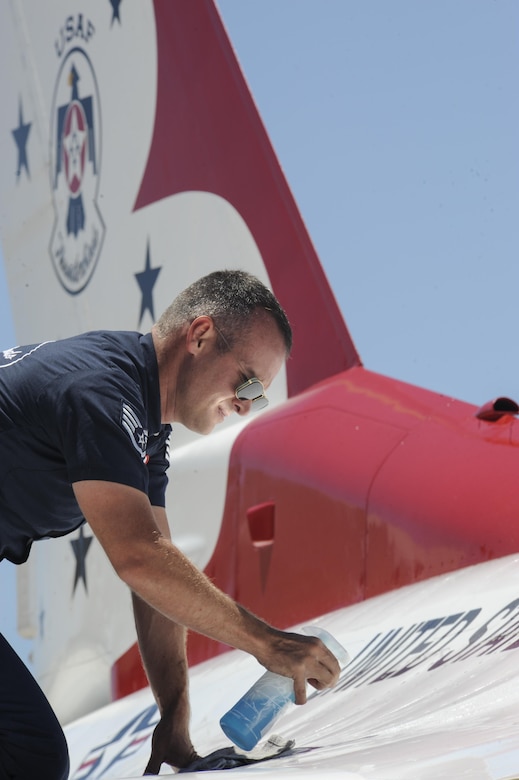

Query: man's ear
[185,316,215,355]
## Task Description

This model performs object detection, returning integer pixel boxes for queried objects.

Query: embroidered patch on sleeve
[121,401,149,462]
[0,342,54,368]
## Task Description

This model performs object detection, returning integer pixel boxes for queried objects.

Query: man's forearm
[126,533,272,664]
[132,590,189,715]
[132,593,199,771]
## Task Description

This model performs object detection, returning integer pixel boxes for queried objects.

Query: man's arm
[132,507,197,772]
[73,480,339,693]
[73,480,340,768]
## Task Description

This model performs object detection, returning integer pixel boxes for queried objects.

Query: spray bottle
[219,625,349,751]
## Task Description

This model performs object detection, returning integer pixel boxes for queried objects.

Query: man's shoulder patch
[120,401,149,463]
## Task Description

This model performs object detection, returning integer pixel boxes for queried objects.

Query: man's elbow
[106,543,156,592]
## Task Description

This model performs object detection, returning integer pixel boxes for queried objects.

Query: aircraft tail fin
[133,1,361,393]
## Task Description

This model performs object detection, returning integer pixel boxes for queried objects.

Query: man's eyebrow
[243,363,257,380]
[234,354,255,381]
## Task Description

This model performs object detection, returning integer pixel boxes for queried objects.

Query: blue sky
[1,0,519,667]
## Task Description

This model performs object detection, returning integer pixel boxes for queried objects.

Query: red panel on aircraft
[366,410,519,596]
[200,374,408,633]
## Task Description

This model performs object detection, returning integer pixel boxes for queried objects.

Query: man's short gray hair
[155,270,292,355]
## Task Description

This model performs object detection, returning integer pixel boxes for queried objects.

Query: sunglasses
[235,377,269,411]
[214,322,269,412]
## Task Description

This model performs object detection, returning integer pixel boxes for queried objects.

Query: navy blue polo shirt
[0,331,171,564]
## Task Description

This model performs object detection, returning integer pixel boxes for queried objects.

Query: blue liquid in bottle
[219,669,295,751]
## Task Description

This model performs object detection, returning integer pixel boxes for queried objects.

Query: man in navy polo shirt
[0,270,340,777]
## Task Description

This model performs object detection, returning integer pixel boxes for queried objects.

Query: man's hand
[143,706,199,775]
[254,627,341,705]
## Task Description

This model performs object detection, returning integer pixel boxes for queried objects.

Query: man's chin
[200,417,219,435]
[178,419,214,436]
[184,409,225,435]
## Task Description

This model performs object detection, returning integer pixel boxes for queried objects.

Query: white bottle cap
[301,625,350,669]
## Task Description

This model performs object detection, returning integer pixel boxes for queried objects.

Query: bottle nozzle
[301,625,349,669]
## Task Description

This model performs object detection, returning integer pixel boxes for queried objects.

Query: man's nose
[235,397,253,416]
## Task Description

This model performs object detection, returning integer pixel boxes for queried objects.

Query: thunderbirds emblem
[50,47,105,294]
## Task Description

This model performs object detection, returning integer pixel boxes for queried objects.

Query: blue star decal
[135,241,162,327]
[11,99,31,181]
[109,0,123,25]
[70,525,94,594]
